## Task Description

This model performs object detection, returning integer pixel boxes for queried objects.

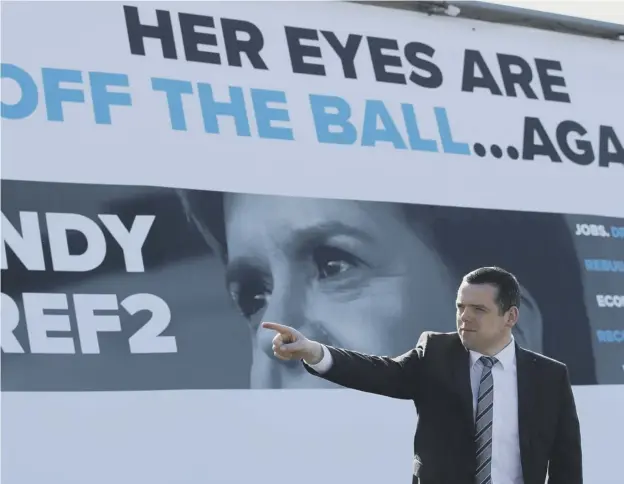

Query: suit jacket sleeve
[302,331,431,400]
[547,365,583,484]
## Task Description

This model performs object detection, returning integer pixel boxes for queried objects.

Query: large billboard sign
[2,2,623,483]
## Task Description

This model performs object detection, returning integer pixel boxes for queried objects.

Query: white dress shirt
[470,338,523,484]
[308,337,524,484]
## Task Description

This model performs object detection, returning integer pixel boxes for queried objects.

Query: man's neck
[480,335,513,357]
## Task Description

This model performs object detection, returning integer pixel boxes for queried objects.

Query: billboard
[2,2,623,483]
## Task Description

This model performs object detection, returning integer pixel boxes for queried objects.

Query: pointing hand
[261,322,324,365]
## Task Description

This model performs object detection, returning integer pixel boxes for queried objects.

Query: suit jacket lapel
[516,345,537,479]
[452,337,475,432]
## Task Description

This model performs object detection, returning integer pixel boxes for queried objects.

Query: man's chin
[459,331,478,349]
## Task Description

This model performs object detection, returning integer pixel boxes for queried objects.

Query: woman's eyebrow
[281,221,376,256]
[290,222,375,244]
[223,221,374,281]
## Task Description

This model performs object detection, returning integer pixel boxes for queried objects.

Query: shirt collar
[469,336,516,370]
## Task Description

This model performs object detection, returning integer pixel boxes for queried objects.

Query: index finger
[261,322,293,334]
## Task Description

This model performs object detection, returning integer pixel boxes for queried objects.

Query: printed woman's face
[222,193,457,389]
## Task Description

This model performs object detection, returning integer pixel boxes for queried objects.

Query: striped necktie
[475,355,497,484]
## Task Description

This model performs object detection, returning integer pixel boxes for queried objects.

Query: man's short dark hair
[463,266,521,314]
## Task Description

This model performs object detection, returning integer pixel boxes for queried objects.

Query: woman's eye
[313,246,360,279]
[229,278,271,319]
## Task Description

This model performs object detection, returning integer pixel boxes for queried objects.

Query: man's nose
[459,309,473,323]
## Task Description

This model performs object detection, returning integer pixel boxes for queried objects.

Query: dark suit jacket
[303,331,582,484]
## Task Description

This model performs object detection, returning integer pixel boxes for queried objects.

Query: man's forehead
[457,282,498,302]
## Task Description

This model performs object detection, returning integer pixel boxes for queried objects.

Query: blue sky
[494,1,624,25]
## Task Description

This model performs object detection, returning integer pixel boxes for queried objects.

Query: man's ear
[512,284,544,353]
[505,305,520,325]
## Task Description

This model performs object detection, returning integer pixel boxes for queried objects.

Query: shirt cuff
[306,344,333,373]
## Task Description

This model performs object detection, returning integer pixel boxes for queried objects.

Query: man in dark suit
[262,267,582,484]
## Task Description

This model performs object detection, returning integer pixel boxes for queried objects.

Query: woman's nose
[250,278,335,388]
[256,281,334,361]
[257,283,305,363]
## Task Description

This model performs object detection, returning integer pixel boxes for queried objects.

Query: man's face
[222,193,456,389]
[456,282,516,353]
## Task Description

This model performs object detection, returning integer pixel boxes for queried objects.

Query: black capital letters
[285,27,325,76]
[556,121,594,165]
[404,42,442,89]
[497,54,538,100]
[461,50,502,96]
[179,13,220,64]
[599,126,624,168]
[221,18,268,70]
[124,5,177,59]
[535,59,571,103]
[321,31,362,79]
[522,117,562,162]
[368,37,405,85]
